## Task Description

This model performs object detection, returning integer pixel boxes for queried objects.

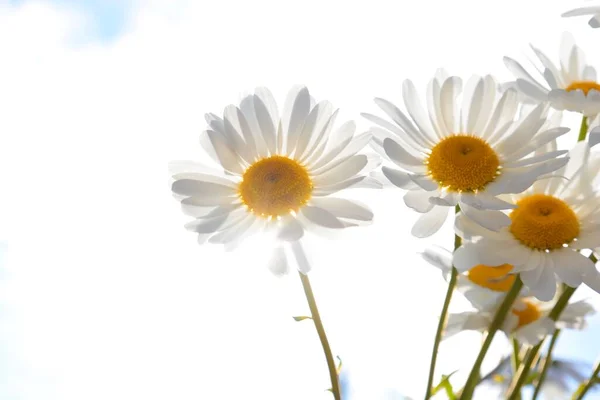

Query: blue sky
[8,0,131,41]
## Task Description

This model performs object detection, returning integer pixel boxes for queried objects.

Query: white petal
[200,130,245,174]
[552,250,594,287]
[421,245,453,276]
[452,243,481,272]
[381,166,418,189]
[291,241,312,274]
[310,197,373,221]
[172,179,236,198]
[268,246,290,276]
[313,155,367,187]
[278,216,305,241]
[411,206,449,238]
[300,206,346,229]
[284,87,311,154]
[404,190,436,213]
[409,174,438,191]
[458,193,516,211]
[383,137,424,169]
[402,80,438,144]
[459,203,511,231]
[373,97,432,148]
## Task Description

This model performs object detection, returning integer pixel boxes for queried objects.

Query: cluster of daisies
[170,8,600,400]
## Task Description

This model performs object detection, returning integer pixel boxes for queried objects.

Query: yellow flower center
[565,81,600,96]
[509,194,580,251]
[467,264,516,292]
[511,299,542,329]
[238,156,313,218]
[426,135,500,192]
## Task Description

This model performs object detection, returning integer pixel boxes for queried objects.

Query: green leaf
[336,356,343,374]
[292,316,313,322]
[431,371,458,400]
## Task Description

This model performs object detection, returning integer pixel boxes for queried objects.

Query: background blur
[1,0,599,399]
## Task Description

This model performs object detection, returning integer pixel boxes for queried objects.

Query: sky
[1,0,600,399]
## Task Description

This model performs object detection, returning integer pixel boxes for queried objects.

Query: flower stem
[572,358,600,400]
[506,285,576,400]
[460,276,524,400]
[424,208,462,400]
[577,115,589,142]
[531,329,561,400]
[511,338,521,373]
[298,271,341,400]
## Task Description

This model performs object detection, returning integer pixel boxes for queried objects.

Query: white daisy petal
[459,193,516,211]
[201,130,245,174]
[421,245,454,276]
[284,87,311,154]
[268,246,290,276]
[404,190,436,213]
[310,197,373,222]
[459,204,511,232]
[381,166,419,189]
[408,174,438,191]
[411,206,449,238]
[382,137,424,169]
[172,179,236,198]
[291,241,312,274]
[552,250,594,287]
[300,206,346,229]
[313,155,368,187]
[277,216,305,242]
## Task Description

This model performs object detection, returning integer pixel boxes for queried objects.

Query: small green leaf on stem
[292,316,313,322]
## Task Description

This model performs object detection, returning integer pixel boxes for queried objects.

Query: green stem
[506,285,576,400]
[424,208,462,400]
[460,277,524,400]
[532,329,561,400]
[298,272,341,400]
[572,359,600,400]
[577,116,589,142]
[511,338,521,373]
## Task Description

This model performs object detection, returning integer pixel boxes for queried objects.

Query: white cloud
[1,1,599,399]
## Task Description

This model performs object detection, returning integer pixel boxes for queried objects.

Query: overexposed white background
[1,0,599,399]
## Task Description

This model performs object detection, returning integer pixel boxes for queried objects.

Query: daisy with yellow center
[445,295,595,345]
[503,32,600,116]
[422,246,524,309]
[170,86,379,274]
[454,139,600,301]
[363,71,569,237]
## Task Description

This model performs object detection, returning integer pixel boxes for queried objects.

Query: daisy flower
[562,2,600,28]
[363,71,569,237]
[503,33,600,117]
[421,245,525,309]
[454,139,600,301]
[170,86,379,274]
[446,295,595,345]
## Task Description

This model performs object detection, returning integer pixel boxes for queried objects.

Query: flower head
[364,71,569,237]
[170,86,379,274]
[504,33,600,116]
[454,139,600,300]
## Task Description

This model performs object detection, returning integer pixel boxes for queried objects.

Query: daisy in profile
[562,3,600,28]
[421,246,525,309]
[363,72,569,237]
[170,86,379,274]
[454,139,600,301]
[445,294,595,345]
[503,33,600,117]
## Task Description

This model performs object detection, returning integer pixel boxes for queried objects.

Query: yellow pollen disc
[511,299,542,329]
[565,81,600,96]
[509,194,580,251]
[467,264,516,292]
[238,156,313,218]
[426,135,500,192]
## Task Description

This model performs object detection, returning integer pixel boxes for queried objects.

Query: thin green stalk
[460,277,524,400]
[298,272,341,400]
[572,359,600,400]
[532,329,561,400]
[577,116,589,142]
[424,208,462,400]
[506,285,576,400]
[511,338,521,373]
